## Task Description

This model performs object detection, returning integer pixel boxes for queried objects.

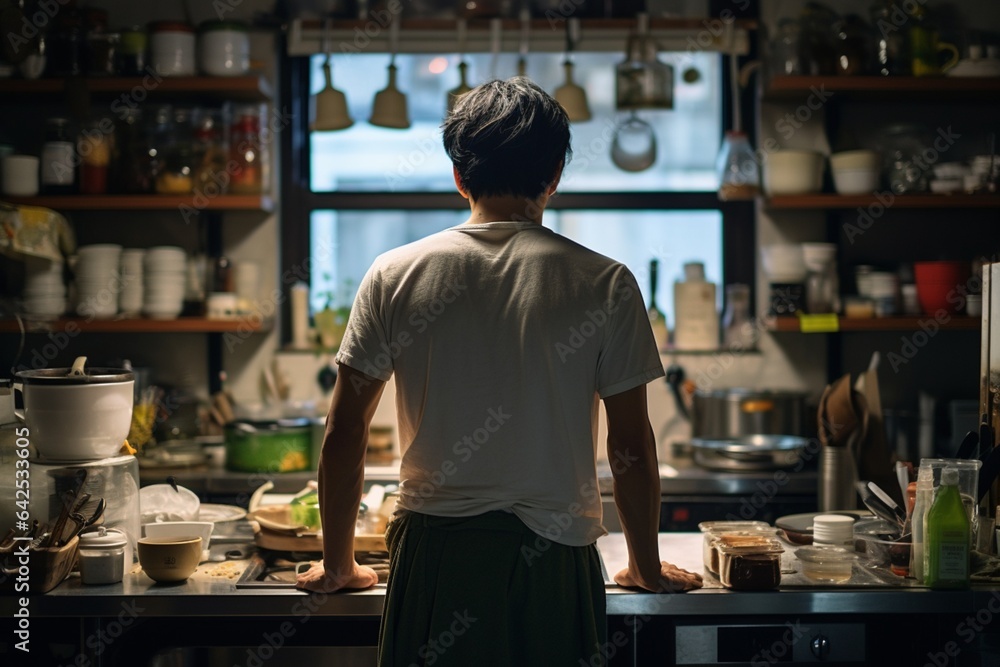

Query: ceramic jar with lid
[150,21,196,76]
[78,527,129,585]
[198,21,250,76]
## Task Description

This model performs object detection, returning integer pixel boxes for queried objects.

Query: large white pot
[764,150,825,195]
[14,361,134,462]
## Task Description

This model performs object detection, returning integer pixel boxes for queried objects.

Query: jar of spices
[87,31,120,76]
[198,21,250,76]
[117,26,148,75]
[113,108,153,193]
[78,527,128,585]
[77,119,114,195]
[767,18,804,77]
[229,104,265,194]
[191,109,228,197]
[146,105,174,187]
[155,107,195,195]
[149,21,196,76]
[41,118,76,195]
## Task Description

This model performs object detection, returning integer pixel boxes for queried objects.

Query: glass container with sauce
[698,521,771,575]
[77,119,113,194]
[228,104,265,194]
[716,535,784,590]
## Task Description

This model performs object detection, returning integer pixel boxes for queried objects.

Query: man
[297,77,702,664]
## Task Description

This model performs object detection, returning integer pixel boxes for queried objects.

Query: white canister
[150,21,196,76]
[78,527,129,585]
[2,155,40,196]
[198,21,250,76]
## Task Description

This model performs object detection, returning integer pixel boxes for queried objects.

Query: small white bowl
[930,179,962,194]
[829,149,879,171]
[832,168,879,195]
[143,521,213,562]
[966,294,982,317]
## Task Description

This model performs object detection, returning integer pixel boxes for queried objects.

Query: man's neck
[465,194,548,225]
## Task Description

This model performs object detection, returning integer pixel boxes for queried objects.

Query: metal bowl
[690,434,809,471]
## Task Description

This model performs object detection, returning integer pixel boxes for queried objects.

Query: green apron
[378,510,607,666]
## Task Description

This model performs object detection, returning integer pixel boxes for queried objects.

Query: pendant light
[369,14,410,129]
[311,18,353,132]
[554,18,591,122]
[615,13,673,110]
[447,19,472,113]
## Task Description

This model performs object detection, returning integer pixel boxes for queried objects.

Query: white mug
[2,155,40,196]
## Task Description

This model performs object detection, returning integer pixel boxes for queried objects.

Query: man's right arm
[603,385,702,593]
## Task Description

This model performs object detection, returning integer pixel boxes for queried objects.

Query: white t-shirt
[336,220,664,546]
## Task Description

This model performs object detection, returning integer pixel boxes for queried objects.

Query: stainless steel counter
[4,533,992,620]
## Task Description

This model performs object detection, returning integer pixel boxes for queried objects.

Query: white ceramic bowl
[829,150,879,171]
[801,242,836,271]
[832,168,879,195]
[930,179,962,194]
[761,243,807,282]
[764,150,825,195]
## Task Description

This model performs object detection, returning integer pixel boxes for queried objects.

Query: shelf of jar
[764,193,1000,209]
[3,194,274,212]
[768,316,981,332]
[0,75,273,101]
[0,316,274,334]
[763,76,1000,100]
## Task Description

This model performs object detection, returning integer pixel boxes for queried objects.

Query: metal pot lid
[79,527,128,549]
[691,435,809,454]
[15,366,133,384]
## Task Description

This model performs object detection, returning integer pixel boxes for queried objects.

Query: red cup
[913,261,968,285]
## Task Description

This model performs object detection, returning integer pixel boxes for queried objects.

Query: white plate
[198,504,247,522]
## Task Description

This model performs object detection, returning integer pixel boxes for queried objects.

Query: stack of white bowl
[75,244,123,319]
[970,155,999,188]
[144,246,187,319]
[830,150,880,195]
[119,249,145,315]
[22,258,66,317]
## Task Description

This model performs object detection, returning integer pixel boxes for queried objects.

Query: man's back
[337,220,663,546]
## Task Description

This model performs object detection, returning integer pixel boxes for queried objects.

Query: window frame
[278,47,756,345]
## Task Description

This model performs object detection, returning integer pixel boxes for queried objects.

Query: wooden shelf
[3,194,274,212]
[0,316,273,334]
[0,75,272,102]
[769,316,981,333]
[763,76,1000,101]
[765,193,1000,209]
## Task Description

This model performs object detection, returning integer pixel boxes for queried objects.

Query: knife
[956,430,980,460]
[868,482,907,525]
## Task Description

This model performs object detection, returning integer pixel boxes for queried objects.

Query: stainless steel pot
[691,388,805,440]
[690,388,807,471]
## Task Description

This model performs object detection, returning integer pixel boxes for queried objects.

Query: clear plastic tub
[795,545,856,583]
[698,521,772,574]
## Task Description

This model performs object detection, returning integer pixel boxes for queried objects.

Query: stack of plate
[144,246,187,319]
[75,244,123,319]
[119,249,145,315]
[22,258,66,317]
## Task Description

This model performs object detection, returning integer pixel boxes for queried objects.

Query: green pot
[225,419,312,473]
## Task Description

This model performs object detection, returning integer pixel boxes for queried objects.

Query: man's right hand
[614,561,703,593]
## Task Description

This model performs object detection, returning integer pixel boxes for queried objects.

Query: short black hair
[442,77,571,201]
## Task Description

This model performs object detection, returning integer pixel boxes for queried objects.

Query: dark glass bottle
[41,118,76,194]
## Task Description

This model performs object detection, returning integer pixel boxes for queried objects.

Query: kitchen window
[281,49,753,331]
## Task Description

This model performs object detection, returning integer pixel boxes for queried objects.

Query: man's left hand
[295,560,379,593]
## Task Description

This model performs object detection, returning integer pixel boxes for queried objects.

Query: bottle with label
[647,259,668,352]
[673,262,719,351]
[925,467,970,589]
[41,118,76,194]
[910,468,933,583]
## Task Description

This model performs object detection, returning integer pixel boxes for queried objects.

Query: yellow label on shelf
[797,313,840,333]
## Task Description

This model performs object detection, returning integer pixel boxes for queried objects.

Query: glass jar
[877,123,932,194]
[78,527,128,585]
[41,117,76,194]
[191,109,228,198]
[87,31,120,76]
[117,26,148,75]
[155,107,194,195]
[870,1,910,76]
[229,105,264,194]
[767,18,804,77]
[799,5,839,75]
[722,283,755,348]
[46,7,85,77]
[113,108,153,193]
[716,131,760,201]
[833,14,872,76]
[77,119,114,194]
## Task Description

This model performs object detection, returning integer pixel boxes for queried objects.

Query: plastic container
[854,518,910,576]
[795,545,856,583]
[78,527,128,585]
[697,521,771,575]
[150,21,196,76]
[716,535,784,590]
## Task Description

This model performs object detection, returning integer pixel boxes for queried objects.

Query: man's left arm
[296,363,386,593]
